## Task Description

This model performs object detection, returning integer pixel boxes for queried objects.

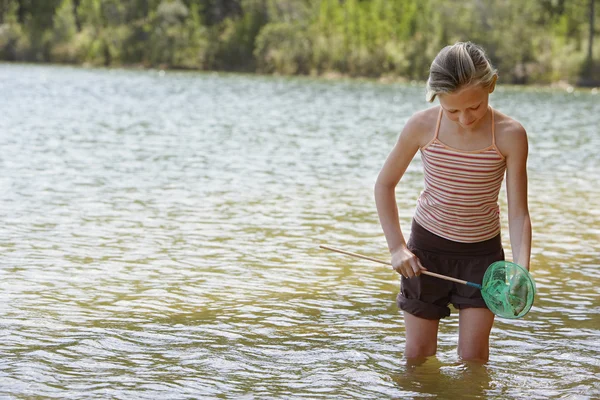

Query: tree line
[0,0,597,85]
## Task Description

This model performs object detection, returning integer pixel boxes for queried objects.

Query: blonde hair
[426,42,497,102]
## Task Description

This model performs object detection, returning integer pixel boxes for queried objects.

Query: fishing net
[481,261,536,319]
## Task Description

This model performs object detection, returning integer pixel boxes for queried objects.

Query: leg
[457,308,495,362]
[403,311,439,360]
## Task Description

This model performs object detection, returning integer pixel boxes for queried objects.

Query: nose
[459,112,474,125]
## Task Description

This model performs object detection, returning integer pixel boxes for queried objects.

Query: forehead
[438,85,488,109]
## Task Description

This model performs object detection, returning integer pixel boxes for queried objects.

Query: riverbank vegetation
[0,0,598,85]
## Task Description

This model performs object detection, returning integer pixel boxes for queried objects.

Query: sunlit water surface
[0,64,598,399]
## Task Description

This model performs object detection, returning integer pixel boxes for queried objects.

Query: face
[438,83,494,129]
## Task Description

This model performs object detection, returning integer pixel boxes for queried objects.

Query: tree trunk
[579,0,598,85]
[588,0,595,67]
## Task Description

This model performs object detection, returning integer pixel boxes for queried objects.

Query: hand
[508,274,529,316]
[390,246,426,278]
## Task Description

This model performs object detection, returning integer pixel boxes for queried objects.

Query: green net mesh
[481,261,536,319]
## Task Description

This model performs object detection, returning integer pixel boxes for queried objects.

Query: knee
[405,342,436,359]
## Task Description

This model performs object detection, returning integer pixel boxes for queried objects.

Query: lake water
[0,64,598,399]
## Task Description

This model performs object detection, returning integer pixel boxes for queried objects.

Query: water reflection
[0,64,598,398]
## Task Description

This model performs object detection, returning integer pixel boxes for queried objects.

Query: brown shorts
[397,220,505,320]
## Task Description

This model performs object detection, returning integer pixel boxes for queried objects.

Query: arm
[374,115,425,277]
[504,124,532,270]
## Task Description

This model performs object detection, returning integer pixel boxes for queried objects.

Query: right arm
[374,114,426,278]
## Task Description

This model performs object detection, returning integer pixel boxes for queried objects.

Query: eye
[469,104,481,110]
[448,110,459,114]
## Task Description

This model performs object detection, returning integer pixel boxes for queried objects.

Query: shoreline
[2,60,598,92]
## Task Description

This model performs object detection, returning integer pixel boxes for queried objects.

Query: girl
[374,42,531,362]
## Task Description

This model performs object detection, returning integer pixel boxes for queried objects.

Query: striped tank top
[413,107,506,243]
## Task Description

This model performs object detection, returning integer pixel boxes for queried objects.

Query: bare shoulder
[493,110,528,158]
[400,106,439,148]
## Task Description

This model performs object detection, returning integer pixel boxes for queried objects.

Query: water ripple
[0,64,598,398]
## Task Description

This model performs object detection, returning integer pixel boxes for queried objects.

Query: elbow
[374,179,388,194]
[374,179,396,200]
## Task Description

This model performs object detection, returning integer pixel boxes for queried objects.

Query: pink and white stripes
[413,109,506,243]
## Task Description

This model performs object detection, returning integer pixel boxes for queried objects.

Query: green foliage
[76,0,102,27]
[49,0,78,62]
[0,0,597,85]
[211,0,268,71]
[0,0,26,60]
[149,0,209,68]
[254,21,311,74]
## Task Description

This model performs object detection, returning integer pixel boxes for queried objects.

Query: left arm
[503,124,532,270]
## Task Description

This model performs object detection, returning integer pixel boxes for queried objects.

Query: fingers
[390,248,426,279]
[393,255,425,279]
[407,257,420,278]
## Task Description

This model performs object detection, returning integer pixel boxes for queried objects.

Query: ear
[489,75,498,93]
